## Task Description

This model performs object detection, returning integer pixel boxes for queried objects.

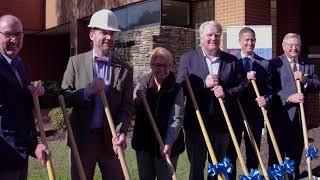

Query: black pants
[185,128,230,180]
[0,160,28,180]
[268,112,303,179]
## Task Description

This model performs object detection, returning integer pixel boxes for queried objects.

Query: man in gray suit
[61,9,133,180]
[269,33,320,178]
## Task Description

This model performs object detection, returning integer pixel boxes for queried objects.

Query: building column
[214,0,271,51]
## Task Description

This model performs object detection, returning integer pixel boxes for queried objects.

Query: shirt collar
[201,48,221,62]
[240,51,254,60]
[1,52,13,65]
[92,50,112,63]
[286,55,299,64]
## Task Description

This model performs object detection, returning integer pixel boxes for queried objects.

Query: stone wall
[114,25,195,84]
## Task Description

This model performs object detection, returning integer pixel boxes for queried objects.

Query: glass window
[128,0,161,29]
[114,0,161,31]
[115,8,128,30]
[162,0,190,27]
[192,0,214,47]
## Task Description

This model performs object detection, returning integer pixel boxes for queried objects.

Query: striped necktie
[290,59,297,72]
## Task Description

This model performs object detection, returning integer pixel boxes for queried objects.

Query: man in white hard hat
[61,9,133,180]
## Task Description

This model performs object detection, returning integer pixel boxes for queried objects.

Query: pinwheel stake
[296,80,312,180]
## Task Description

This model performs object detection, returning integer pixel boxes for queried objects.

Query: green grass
[28,140,191,180]
[28,140,243,179]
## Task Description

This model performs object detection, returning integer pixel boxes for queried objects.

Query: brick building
[1,0,320,126]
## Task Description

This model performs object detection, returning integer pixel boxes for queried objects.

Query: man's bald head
[0,15,24,59]
[0,15,22,27]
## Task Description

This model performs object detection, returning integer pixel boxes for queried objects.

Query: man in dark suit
[269,33,320,178]
[61,9,133,180]
[176,20,244,180]
[0,15,49,180]
[227,27,272,179]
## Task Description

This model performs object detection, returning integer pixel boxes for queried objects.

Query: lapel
[252,54,262,73]
[107,56,125,103]
[110,56,122,89]
[252,54,259,68]
[252,60,259,71]
[218,50,226,79]
[280,54,297,91]
[195,48,210,78]
[298,57,306,75]
[84,51,93,83]
[0,54,24,90]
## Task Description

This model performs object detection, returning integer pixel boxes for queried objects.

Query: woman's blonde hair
[149,47,173,66]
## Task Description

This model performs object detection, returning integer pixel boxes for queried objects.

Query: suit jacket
[238,54,272,124]
[0,54,38,169]
[61,51,133,153]
[270,54,320,122]
[176,48,245,132]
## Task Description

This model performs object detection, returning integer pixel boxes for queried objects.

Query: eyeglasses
[285,43,301,49]
[0,31,24,39]
[151,63,171,69]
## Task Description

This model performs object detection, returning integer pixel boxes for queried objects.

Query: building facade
[1,0,320,126]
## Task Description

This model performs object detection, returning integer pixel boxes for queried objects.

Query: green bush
[48,107,72,130]
[42,80,60,96]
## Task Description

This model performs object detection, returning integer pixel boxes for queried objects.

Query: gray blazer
[270,54,320,121]
[61,51,133,152]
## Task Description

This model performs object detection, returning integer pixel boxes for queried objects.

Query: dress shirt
[85,52,112,128]
[286,56,299,72]
[203,49,220,75]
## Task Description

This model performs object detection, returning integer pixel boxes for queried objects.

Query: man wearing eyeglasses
[0,15,49,179]
[269,33,320,178]
[61,9,133,180]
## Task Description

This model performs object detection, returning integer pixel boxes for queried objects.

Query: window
[192,0,214,47]
[161,0,190,27]
[128,0,161,29]
[114,0,161,31]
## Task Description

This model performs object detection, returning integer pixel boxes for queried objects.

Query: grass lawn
[28,140,193,180]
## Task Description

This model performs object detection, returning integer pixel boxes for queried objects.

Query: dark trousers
[185,129,230,180]
[71,129,123,180]
[268,112,303,179]
[135,151,179,180]
[0,161,28,180]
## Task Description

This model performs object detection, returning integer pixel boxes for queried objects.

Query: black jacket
[132,72,185,158]
[0,54,38,170]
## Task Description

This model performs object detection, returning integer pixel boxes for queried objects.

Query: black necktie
[243,57,251,73]
[10,61,22,86]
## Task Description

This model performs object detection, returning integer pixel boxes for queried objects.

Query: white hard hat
[88,9,120,32]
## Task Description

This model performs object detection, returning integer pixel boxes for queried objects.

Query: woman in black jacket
[132,47,185,180]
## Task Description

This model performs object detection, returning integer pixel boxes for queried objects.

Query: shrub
[48,107,72,130]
